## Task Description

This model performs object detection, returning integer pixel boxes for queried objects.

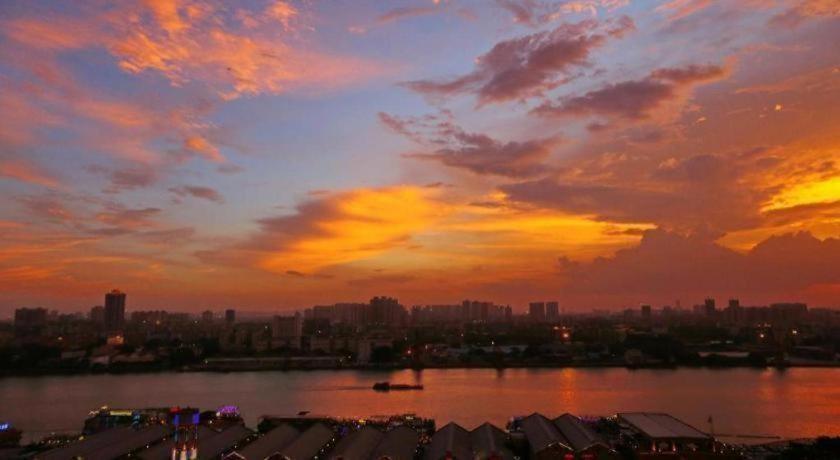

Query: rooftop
[618,412,711,440]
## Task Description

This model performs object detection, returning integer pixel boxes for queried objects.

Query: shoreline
[2,361,839,378]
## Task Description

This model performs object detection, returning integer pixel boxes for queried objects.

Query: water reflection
[0,368,838,443]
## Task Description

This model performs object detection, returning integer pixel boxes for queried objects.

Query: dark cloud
[169,185,225,203]
[410,131,562,178]
[95,206,161,229]
[381,111,561,177]
[534,63,725,119]
[501,153,774,232]
[649,64,727,83]
[136,227,196,245]
[378,112,426,143]
[559,229,840,305]
[403,17,635,104]
[86,165,158,193]
[18,195,73,222]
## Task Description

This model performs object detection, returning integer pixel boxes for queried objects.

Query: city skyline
[4,287,821,318]
[1,1,839,313]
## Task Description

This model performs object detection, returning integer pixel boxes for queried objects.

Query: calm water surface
[1,368,838,442]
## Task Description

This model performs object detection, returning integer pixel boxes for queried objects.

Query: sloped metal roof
[371,426,420,460]
[277,423,334,460]
[519,413,570,453]
[618,413,710,440]
[237,424,300,460]
[424,422,472,460]
[40,424,169,460]
[328,426,384,460]
[199,424,252,458]
[553,413,609,452]
[470,423,514,460]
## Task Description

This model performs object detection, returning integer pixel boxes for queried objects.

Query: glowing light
[763,177,840,211]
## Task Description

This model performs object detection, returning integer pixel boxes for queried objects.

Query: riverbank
[2,358,839,378]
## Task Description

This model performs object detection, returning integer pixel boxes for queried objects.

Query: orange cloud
[0,160,60,188]
[258,187,448,273]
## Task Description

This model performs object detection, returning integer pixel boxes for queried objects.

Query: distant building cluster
[4,291,839,373]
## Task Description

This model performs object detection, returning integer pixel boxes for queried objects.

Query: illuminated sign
[216,405,240,417]
[0,423,9,431]
[109,410,133,416]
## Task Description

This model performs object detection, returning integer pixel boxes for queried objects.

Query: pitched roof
[277,423,334,460]
[372,426,420,460]
[237,424,300,460]
[519,413,570,453]
[618,413,710,440]
[199,425,252,458]
[40,424,169,460]
[425,422,472,460]
[329,426,384,460]
[553,414,609,452]
[470,423,513,460]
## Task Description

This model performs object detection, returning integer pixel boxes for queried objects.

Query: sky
[0,0,838,314]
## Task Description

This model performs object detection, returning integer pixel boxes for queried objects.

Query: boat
[372,382,424,391]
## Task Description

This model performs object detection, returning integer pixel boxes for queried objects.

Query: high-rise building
[529,302,546,322]
[14,307,47,341]
[90,305,105,326]
[201,310,214,322]
[703,298,716,317]
[225,309,236,325]
[641,304,652,322]
[370,296,407,327]
[104,289,126,332]
[272,312,303,349]
[546,301,560,321]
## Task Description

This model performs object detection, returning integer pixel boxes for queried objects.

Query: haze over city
[1,0,838,313]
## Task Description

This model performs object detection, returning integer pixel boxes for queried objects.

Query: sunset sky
[0,0,838,313]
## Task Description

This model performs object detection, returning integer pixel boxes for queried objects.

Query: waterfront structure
[553,413,616,459]
[425,422,472,460]
[470,423,514,460]
[230,424,299,459]
[104,289,126,332]
[329,426,384,460]
[276,423,335,460]
[31,409,762,460]
[39,425,169,460]
[372,426,420,460]
[517,413,573,459]
[171,407,200,460]
[617,412,714,454]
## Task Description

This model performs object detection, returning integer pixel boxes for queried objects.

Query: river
[1,368,838,443]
